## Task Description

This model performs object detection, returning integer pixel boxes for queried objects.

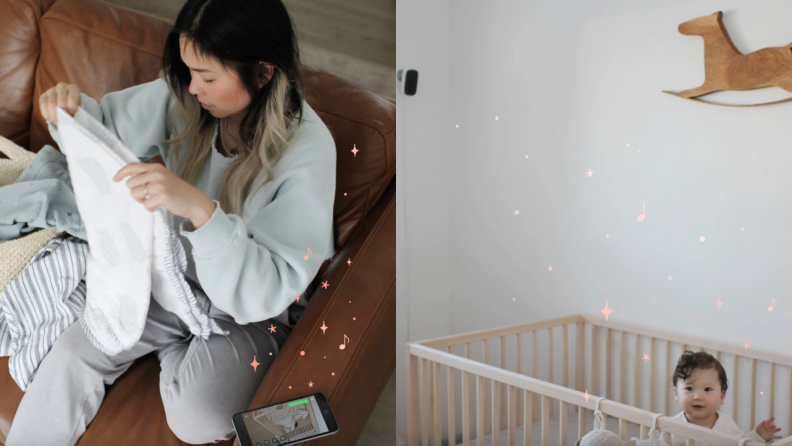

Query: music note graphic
[637,202,646,222]
[768,298,777,312]
[339,334,349,350]
[304,247,312,260]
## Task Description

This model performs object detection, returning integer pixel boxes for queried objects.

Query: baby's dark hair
[672,351,728,392]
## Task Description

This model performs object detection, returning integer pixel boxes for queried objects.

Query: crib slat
[466,343,473,444]
[751,358,757,430]
[635,333,641,408]
[477,374,485,445]
[686,439,694,446]
[663,431,672,445]
[508,384,516,446]
[433,361,442,446]
[407,348,420,446]
[560,401,568,446]
[493,380,501,446]
[542,395,550,446]
[621,331,627,404]
[650,337,656,412]
[423,358,430,446]
[699,346,704,352]
[463,370,471,446]
[448,347,456,446]
[502,336,507,431]
[665,341,671,416]
[432,362,443,446]
[576,322,584,414]
[548,328,554,418]
[619,418,627,441]
[606,328,612,400]
[733,355,739,424]
[524,390,533,446]
[533,331,539,423]
[518,333,523,426]
[485,340,491,436]
[578,404,586,440]
[716,351,721,363]
[564,325,569,390]
[770,363,776,420]
[640,425,649,440]
[593,326,599,397]
[682,343,687,353]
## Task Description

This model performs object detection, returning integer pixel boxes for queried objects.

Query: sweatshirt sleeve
[47,78,176,163]
[746,428,766,444]
[179,137,336,325]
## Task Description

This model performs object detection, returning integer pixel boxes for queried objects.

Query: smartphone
[232,392,339,446]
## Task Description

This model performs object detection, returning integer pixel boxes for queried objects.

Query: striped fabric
[0,236,89,391]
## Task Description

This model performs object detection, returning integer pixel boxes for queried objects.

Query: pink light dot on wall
[353,317,356,320]
[456,125,459,127]
[761,391,764,395]
[513,298,516,301]
[289,386,292,389]
[331,372,335,376]
[700,236,705,242]
[300,351,305,356]
[606,235,609,238]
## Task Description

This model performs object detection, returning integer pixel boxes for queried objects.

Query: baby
[669,351,782,446]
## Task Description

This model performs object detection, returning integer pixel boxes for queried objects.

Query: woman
[6,0,336,444]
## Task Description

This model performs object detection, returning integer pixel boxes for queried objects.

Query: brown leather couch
[0,0,396,444]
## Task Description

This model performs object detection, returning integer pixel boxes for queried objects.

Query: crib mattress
[454,411,643,446]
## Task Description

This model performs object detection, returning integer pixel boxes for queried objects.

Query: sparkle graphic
[716,297,723,309]
[548,265,553,271]
[744,342,750,349]
[295,295,300,302]
[456,125,459,128]
[269,325,277,333]
[601,301,613,321]
[347,258,352,266]
[667,275,673,281]
[514,210,520,215]
[320,321,328,334]
[700,236,706,242]
[584,389,590,402]
[495,116,499,121]
[586,169,594,177]
[642,354,650,362]
[251,356,260,372]
[351,144,359,157]
[322,281,330,289]
[309,381,314,387]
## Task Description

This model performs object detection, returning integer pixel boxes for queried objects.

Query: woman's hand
[112,161,217,229]
[756,417,782,442]
[40,82,81,125]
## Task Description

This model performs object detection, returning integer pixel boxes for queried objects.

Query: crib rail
[406,314,792,446]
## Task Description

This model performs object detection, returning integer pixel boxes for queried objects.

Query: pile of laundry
[0,143,227,391]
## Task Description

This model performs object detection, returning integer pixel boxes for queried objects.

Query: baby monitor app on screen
[242,395,329,445]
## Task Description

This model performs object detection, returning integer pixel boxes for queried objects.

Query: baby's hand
[756,417,782,442]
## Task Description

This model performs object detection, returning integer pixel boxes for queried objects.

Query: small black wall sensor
[398,69,418,96]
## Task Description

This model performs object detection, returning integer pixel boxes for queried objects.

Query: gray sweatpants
[5,287,291,446]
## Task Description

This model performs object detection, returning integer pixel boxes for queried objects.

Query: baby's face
[673,368,725,422]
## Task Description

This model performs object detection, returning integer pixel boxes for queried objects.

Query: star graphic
[642,354,650,362]
[320,321,328,334]
[584,389,590,403]
[495,116,499,121]
[251,356,260,372]
[351,144,359,157]
[743,342,750,349]
[309,381,314,387]
[667,275,673,281]
[322,281,329,289]
[716,297,722,309]
[514,210,520,215]
[601,301,613,321]
[586,169,593,177]
[269,324,277,333]
[295,295,300,302]
[548,265,553,271]
[347,258,352,266]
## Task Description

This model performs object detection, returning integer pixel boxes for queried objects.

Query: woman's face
[179,35,271,120]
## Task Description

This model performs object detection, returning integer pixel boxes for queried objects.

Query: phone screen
[234,393,337,446]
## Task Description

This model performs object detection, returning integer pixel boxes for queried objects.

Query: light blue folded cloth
[0,145,86,241]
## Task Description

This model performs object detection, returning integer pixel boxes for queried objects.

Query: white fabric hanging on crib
[576,398,672,446]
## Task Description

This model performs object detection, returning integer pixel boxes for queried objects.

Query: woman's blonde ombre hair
[160,0,307,217]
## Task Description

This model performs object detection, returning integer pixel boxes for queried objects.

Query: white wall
[397,1,792,444]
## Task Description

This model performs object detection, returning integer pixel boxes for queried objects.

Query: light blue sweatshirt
[47,78,336,326]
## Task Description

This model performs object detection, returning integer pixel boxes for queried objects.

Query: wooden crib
[406,314,792,446]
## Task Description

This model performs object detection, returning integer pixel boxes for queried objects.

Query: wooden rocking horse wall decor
[664,11,792,107]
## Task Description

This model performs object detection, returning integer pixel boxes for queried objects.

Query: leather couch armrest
[236,177,396,446]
